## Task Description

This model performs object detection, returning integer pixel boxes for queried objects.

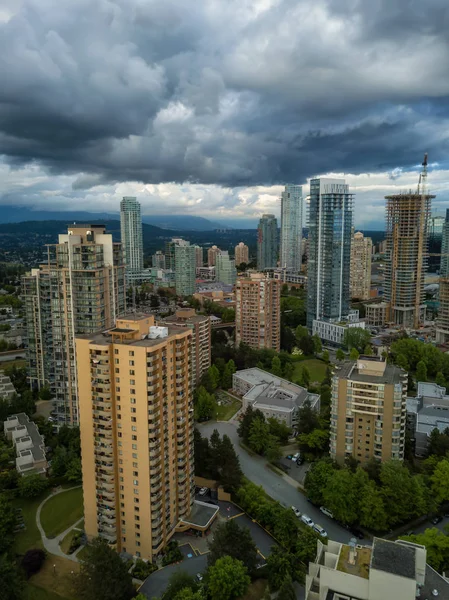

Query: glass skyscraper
[306,178,354,330]
[120,196,143,282]
[280,184,303,272]
[257,214,278,270]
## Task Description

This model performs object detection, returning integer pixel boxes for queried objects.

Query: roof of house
[370,538,416,579]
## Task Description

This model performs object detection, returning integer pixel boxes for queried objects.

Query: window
[134,489,139,495]
[114,349,119,355]
[129,351,134,357]
[131,408,136,413]
[115,359,119,364]
[129,361,134,366]
[130,398,136,404]
[135,515,140,521]
[132,426,137,431]
[133,471,138,477]
[131,417,136,422]
[130,379,135,385]
[129,370,135,375]
[132,453,138,459]
[133,462,138,468]
[135,524,140,530]
[130,389,136,395]
[120,485,124,490]
[134,498,139,504]
[115,368,120,373]
[132,444,137,449]
[133,479,138,485]
[132,435,137,441]
[116,377,120,383]
[136,541,141,547]
[136,532,141,538]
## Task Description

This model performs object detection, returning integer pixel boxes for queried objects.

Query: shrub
[21,549,46,578]
[162,541,183,566]
[133,559,158,580]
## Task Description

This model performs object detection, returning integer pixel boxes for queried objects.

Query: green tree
[431,459,449,504]
[298,428,329,458]
[363,344,373,356]
[299,366,310,388]
[221,360,236,390]
[0,553,24,600]
[271,356,282,377]
[266,546,292,590]
[18,474,49,498]
[207,556,250,600]
[312,334,322,354]
[282,361,295,381]
[74,538,135,600]
[428,428,449,457]
[436,371,447,389]
[322,350,330,363]
[66,456,82,482]
[217,434,243,492]
[277,574,296,600]
[266,435,282,463]
[268,418,291,444]
[336,348,345,361]
[358,480,387,531]
[416,360,427,382]
[400,528,449,572]
[173,589,203,600]
[196,387,215,421]
[38,386,52,400]
[304,459,336,506]
[164,571,199,600]
[349,347,359,361]
[0,497,16,552]
[248,417,270,454]
[395,353,409,371]
[295,325,308,340]
[297,399,320,435]
[323,469,359,524]
[208,365,221,389]
[343,327,371,353]
[207,520,258,573]
[380,461,416,526]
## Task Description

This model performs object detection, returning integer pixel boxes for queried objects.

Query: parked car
[431,515,443,525]
[301,514,315,528]
[292,452,301,461]
[313,524,328,538]
[198,487,209,497]
[320,506,334,519]
[291,506,301,518]
[296,455,304,465]
[196,573,203,582]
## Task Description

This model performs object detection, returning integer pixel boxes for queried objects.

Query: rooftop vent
[148,326,168,340]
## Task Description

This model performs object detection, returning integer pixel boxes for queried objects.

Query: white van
[320,506,333,519]
[313,524,328,538]
[301,514,314,527]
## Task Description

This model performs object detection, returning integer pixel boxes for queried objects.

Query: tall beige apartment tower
[235,273,281,351]
[350,231,372,300]
[22,225,126,426]
[207,245,220,267]
[330,358,407,464]
[235,242,249,266]
[76,315,194,560]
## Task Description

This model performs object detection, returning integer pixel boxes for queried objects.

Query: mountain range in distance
[0,205,226,231]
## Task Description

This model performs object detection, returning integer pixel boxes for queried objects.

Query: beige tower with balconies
[207,245,220,267]
[330,358,407,464]
[235,273,280,351]
[76,314,194,560]
[234,242,249,267]
[350,231,372,300]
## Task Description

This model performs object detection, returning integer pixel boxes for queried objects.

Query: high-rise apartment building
[120,197,143,282]
[207,246,220,267]
[350,231,372,300]
[306,178,354,330]
[235,273,280,351]
[76,315,195,560]
[330,357,407,464]
[152,251,166,269]
[280,184,303,272]
[215,251,237,286]
[428,214,445,273]
[194,246,203,268]
[161,309,211,385]
[257,214,278,270]
[436,210,449,343]
[384,190,433,328]
[175,241,196,297]
[23,225,126,425]
[165,238,185,271]
[235,242,249,266]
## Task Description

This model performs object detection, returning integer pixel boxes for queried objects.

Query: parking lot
[278,455,310,485]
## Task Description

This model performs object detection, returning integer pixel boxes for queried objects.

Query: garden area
[40,487,83,538]
[292,358,327,385]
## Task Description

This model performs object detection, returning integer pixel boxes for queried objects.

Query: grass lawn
[1,358,26,370]
[60,528,81,555]
[293,358,327,384]
[216,396,241,421]
[239,579,268,600]
[24,583,70,600]
[40,487,83,539]
[12,490,53,554]
[76,545,89,562]
[29,555,79,600]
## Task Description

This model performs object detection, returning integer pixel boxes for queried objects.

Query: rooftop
[4,413,47,471]
[336,360,406,386]
[179,501,219,530]
[370,538,416,579]
[337,543,372,580]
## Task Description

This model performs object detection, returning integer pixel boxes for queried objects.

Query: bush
[132,558,158,580]
[69,531,83,554]
[21,549,46,578]
[18,474,49,498]
[162,541,183,566]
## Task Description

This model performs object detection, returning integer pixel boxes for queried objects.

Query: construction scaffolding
[436,210,449,343]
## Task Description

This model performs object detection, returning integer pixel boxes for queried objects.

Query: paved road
[198,421,362,544]
[411,516,449,537]
[139,554,207,599]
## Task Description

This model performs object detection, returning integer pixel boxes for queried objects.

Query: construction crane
[414,153,428,329]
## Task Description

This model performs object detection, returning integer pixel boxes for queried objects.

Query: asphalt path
[198,421,364,545]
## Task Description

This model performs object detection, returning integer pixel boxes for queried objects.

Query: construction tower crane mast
[414,153,429,329]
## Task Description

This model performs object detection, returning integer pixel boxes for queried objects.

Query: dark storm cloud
[1,0,449,188]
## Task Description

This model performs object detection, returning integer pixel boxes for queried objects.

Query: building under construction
[384,155,434,329]
[436,209,449,343]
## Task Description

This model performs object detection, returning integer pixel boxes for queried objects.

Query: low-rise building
[365,302,389,327]
[232,367,319,428]
[196,266,216,281]
[271,268,307,286]
[407,382,449,456]
[0,370,16,400]
[305,537,449,600]
[312,311,365,346]
[3,413,48,476]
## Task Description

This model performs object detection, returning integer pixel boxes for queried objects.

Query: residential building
[271,268,307,287]
[0,370,16,400]
[165,238,185,271]
[257,214,278,270]
[193,289,235,309]
[232,367,319,428]
[161,309,211,386]
[152,251,166,269]
[365,302,389,327]
[235,273,280,351]
[350,231,372,300]
[436,209,449,343]
[407,382,449,456]
[429,214,446,272]
[76,315,203,560]
[22,225,126,426]
[174,241,196,297]
[330,357,407,464]
[312,312,366,346]
[280,184,303,272]
[215,252,237,286]
[194,246,203,268]
[3,413,48,476]
[306,178,354,331]
[384,190,434,328]
[196,266,216,281]
[235,242,249,267]
[207,246,220,267]
[305,536,449,600]
[120,197,144,283]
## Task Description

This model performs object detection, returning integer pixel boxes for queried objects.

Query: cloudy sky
[1,0,449,228]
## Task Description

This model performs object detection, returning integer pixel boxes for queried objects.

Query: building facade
[174,241,196,297]
[120,197,144,283]
[436,209,449,343]
[280,184,303,273]
[4,413,48,476]
[364,302,389,327]
[257,214,278,271]
[330,358,407,464]
[207,246,220,267]
[306,178,354,330]
[22,225,126,426]
[235,242,249,267]
[194,246,203,268]
[350,231,372,300]
[384,191,433,328]
[428,214,445,273]
[312,312,365,346]
[407,382,449,456]
[152,251,166,270]
[165,238,185,271]
[235,273,280,351]
[215,252,237,286]
[76,315,195,560]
